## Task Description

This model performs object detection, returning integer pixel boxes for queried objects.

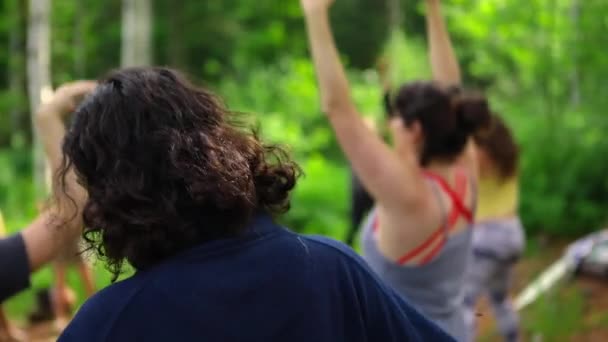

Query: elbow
[34,108,54,129]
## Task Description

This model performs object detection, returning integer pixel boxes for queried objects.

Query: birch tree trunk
[121,0,153,67]
[8,0,26,139]
[73,0,86,77]
[387,0,402,33]
[167,2,185,70]
[27,0,53,200]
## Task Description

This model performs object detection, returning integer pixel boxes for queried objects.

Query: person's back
[52,67,454,341]
[60,215,453,342]
[362,170,475,341]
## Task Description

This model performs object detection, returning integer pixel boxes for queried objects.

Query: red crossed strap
[415,171,471,265]
[373,170,473,265]
[424,170,473,224]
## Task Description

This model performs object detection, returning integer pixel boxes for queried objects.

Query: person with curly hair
[463,114,524,342]
[56,67,454,341]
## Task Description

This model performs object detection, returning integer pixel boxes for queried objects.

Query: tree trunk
[386,0,402,84]
[27,0,53,200]
[8,0,27,141]
[167,1,185,70]
[121,0,153,67]
[387,0,402,32]
[73,0,86,77]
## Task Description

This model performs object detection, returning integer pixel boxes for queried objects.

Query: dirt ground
[477,240,608,342]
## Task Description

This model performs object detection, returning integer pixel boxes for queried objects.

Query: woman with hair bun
[302,0,489,339]
[464,114,524,342]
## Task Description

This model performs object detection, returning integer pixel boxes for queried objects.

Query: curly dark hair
[56,67,300,280]
[393,82,492,166]
[474,114,519,179]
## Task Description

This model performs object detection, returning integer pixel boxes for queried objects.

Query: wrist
[303,6,329,19]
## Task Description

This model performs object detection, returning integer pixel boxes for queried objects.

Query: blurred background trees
[0,0,607,239]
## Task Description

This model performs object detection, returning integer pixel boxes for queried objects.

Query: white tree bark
[121,0,153,67]
[387,0,402,32]
[27,0,53,198]
[8,0,26,135]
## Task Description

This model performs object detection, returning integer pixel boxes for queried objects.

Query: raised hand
[35,80,96,213]
[40,81,97,118]
[424,0,461,85]
[300,0,335,15]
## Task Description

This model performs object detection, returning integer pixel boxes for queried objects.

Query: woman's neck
[424,159,460,178]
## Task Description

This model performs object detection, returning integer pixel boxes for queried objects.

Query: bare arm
[26,81,96,271]
[301,0,428,211]
[426,1,481,178]
[426,0,461,86]
[20,213,65,271]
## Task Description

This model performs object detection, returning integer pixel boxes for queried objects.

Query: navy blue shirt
[60,215,455,342]
[0,233,30,302]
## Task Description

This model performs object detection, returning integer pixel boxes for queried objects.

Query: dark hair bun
[456,96,492,135]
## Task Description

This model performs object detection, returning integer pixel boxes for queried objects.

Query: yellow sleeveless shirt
[476,175,519,221]
[0,210,6,236]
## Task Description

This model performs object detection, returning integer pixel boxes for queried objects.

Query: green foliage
[216,58,384,237]
[383,30,431,85]
[522,285,585,340]
[489,97,608,236]
[0,149,37,224]
[1,0,608,239]
[2,0,608,330]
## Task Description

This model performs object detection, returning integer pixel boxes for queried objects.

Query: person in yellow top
[463,114,525,342]
[0,210,5,237]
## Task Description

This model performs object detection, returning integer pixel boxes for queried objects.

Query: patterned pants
[463,218,525,342]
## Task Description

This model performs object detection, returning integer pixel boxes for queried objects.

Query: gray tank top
[361,174,474,341]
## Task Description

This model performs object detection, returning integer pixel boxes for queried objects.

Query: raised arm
[301,0,427,210]
[426,0,461,86]
[425,0,483,176]
[24,81,96,271]
[36,81,96,177]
